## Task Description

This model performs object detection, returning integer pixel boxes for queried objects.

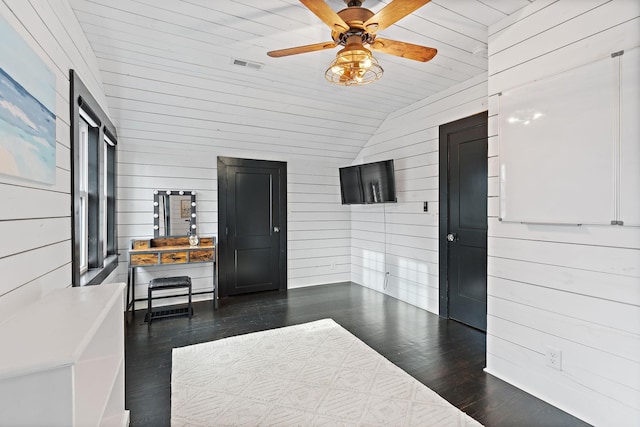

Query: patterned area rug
[171,319,483,426]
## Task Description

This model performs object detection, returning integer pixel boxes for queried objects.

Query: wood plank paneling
[0,241,71,299]
[350,74,488,313]
[486,336,639,424]
[487,1,640,425]
[0,0,109,322]
[0,218,70,259]
[113,142,352,295]
[62,0,538,307]
[69,0,502,113]
[488,18,640,95]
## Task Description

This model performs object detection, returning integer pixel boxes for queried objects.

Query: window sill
[79,255,119,286]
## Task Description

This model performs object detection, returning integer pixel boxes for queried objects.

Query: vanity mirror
[153,190,197,237]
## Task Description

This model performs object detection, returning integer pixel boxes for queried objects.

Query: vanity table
[127,235,218,312]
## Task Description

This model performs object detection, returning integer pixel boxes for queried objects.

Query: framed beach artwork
[0,15,56,185]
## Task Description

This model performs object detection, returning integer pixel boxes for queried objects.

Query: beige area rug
[171,319,483,426]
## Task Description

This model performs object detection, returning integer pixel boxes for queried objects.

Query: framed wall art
[0,15,56,185]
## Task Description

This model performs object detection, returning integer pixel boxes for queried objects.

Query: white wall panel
[0,0,109,322]
[486,335,639,425]
[487,1,640,424]
[350,74,488,313]
[114,135,352,297]
[489,18,640,95]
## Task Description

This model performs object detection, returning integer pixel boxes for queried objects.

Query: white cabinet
[0,283,128,426]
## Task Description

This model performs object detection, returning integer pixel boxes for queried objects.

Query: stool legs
[146,276,192,323]
[147,284,153,324]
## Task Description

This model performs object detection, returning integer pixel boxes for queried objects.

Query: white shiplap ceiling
[68,0,533,160]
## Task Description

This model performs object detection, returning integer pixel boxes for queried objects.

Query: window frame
[78,117,90,274]
[71,70,118,286]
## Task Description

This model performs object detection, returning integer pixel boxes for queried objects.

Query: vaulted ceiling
[68,0,534,161]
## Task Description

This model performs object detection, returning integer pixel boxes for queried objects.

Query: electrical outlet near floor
[545,346,563,371]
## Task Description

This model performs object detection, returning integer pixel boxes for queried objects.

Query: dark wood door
[217,157,287,297]
[439,112,488,331]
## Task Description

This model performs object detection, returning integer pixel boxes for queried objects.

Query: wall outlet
[545,346,562,371]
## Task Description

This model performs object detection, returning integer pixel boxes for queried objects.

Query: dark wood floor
[125,282,591,427]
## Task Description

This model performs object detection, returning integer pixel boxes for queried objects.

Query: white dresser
[0,283,128,426]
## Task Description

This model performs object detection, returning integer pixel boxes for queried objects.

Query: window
[78,117,89,273]
[71,70,118,286]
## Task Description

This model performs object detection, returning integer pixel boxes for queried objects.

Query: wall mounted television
[339,160,397,205]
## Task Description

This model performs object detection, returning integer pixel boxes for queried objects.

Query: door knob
[447,233,457,242]
[273,226,280,233]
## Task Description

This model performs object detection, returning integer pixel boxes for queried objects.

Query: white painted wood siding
[118,147,351,309]
[487,1,640,425]
[67,0,514,123]
[68,4,356,306]
[107,58,355,304]
[350,73,488,313]
[0,0,110,323]
[66,0,535,307]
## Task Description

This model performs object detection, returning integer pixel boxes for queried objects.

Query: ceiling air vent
[232,58,264,71]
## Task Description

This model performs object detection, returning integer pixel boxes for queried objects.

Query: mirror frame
[153,190,197,237]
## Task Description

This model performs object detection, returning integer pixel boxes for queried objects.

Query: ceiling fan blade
[364,0,431,33]
[300,0,349,32]
[267,41,337,58]
[369,38,437,62]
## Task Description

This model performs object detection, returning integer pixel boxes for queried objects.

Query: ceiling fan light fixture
[325,44,383,86]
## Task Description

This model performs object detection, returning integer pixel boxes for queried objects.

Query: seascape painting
[0,15,56,185]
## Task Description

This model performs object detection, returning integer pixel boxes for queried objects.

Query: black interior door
[218,157,287,297]
[439,113,488,331]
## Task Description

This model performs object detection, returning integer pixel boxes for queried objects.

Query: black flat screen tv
[339,160,397,205]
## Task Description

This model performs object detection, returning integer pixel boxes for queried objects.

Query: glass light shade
[325,45,383,86]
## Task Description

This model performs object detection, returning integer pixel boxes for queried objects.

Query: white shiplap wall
[70,2,363,307]
[66,0,538,309]
[108,66,355,305]
[486,0,640,425]
[350,73,488,314]
[0,0,110,323]
[118,146,351,309]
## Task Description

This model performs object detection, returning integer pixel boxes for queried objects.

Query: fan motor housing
[332,7,375,45]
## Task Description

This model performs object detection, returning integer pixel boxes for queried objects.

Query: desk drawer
[161,252,187,264]
[131,253,159,266]
[190,250,214,263]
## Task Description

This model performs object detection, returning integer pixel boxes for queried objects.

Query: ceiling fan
[267,0,437,86]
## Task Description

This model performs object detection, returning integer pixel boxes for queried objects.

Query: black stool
[146,276,193,323]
